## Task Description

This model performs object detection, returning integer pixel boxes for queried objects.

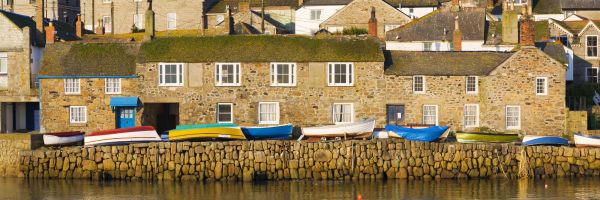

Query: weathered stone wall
[0,21,37,101]
[17,140,600,181]
[39,78,139,133]
[0,133,42,177]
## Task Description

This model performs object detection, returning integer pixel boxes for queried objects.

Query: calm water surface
[1,178,599,200]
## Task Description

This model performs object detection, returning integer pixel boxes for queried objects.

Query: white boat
[300,118,376,140]
[43,131,85,146]
[84,126,161,146]
[574,133,600,147]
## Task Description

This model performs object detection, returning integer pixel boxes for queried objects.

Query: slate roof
[532,0,563,14]
[384,51,514,76]
[303,0,446,6]
[560,0,600,10]
[385,8,486,42]
[40,42,139,76]
[551,20,600,35]
[0,10,77,42]
[535,42,566,64]
[206,0,298,14]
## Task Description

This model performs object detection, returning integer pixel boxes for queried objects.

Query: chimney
[45,22,55,44]
[35,0,44,45]
[226,5,233,35]
[298,0,303,6]
[519,9,535,46]
[95,19,104,35]
[144,0,155,41]
[368,7,377,37]
[502,3,519,44]
[75,14,84,38]
[452,16,462,51]
[239,1,250,12]
[451,0,460,11]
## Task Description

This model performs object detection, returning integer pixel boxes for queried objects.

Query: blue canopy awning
[110,97,139,107]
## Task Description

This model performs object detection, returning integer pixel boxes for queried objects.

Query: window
[217,103,233,123]
[102,16,111,33]
[327,63,354,86]
[587,36,598,57]
[215,63,241,86]
[310,9,322,20]
[587,67,599,83]
[133,14,143,29]
[513,0,527,5]
[105,78,121,94]
[69,106,87,123]
[535,77,548,95]
[167,13,177,30]
[413,76,425,93]
[423,42,432,51]
[332,103,353,124]
[423,105,438,125]
[258,102,279,124]
[64,78,80,94]
[270,63,296,86]
[506,106,521,130]
[464,104,479,128]
[0,53,6,75]
[102,0,111,3]
[466,76,478,94]
[159,63,184,86]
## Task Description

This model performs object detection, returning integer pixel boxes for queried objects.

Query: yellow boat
[168,126,246,141]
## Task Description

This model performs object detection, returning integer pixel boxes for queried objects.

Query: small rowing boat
[574,133,600,147]
[84,126,161,146]
[43,131,84,146]
[522,135,569,146]
[385,125,449,142]
[241,124,293,140]
[300,118,375,140]
[169,123,246,141]
[456,132,519,143]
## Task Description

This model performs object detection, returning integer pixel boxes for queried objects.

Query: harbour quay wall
[17,140,600,181]
[0,134,43,177]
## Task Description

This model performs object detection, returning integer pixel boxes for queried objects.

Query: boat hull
[456,132,519,143]
[523,135,569,146]
[176,123,237,130]
[385,125,449,142]
[43,131,85,146]
[301,119,375,138]
[85,126,161,146]
[574,134,600,147]
[169,127,246,141]
[241,124,293,140]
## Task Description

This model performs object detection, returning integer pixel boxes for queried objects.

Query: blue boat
[176,123,238,130]
[241,124,293,140]
[522,135,569,146]
[384,125,449,142]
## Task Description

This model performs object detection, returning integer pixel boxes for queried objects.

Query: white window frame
[258,102,280,124]
[422,105,438,125]
[327,62,354,86]
[423,42,432,51]
[464,104,479,128]
[64,78,81,94]
[69,106,87,124]
[0,53,7,75]
[535,77,548,96]
[586,35,598,58]
[310,9,322,20]
[104,78,122,94]
[158,63,184,86]
[133,13,143,29]
[215,63,241,86]
[466,76,478,94]
[102,0,111,3]
[102,15,112,33]
[413,75,426,93]
[332,103,354,124]
[217,103,233,123]
[586,67,599,83]
[512,0,527,5]
[506,106,521,130]
[167,12,177,30]
[270,62,296,86]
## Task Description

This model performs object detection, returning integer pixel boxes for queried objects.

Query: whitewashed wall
[398,7,436,19]
[386,40,515,52]
[295,5,344,35]
[534,14,565,21]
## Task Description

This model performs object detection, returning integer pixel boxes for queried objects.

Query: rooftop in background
[0,10,77,44]
[549,19,600,35]
[384,51,514,76]
[385,7,486,42]
[206,0,298,14]
[303,0,447,6]
[560,0,600,10]
[532,0,563,14]
[535,42,567,64]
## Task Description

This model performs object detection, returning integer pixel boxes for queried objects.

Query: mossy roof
[40,42,139,76]
[554,20,590,34]
[138,36,384,63]
[532,0,563,14]
[384,51,514,76]
[535,42,567,64]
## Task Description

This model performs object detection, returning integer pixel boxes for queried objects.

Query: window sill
[327,85,354,87]
[466,92,478,95]
[65,93,82,96]
[105,92,122,95]
[70,123,87,126]
[270,84,296,87]
[506,127,520,130]
[216,85,242,87]
[217,121,233,124]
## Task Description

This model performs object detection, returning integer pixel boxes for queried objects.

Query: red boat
[84,126,161,146]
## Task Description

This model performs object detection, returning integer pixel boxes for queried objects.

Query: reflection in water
[1,178,600,200]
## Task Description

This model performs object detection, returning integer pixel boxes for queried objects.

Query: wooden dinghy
[241,124,293,140]
[300,119,375,141]
[84,126,161,146]
[522,135,569,146]
[385,125,449,142]
[574,133,600,147]
[169,123,246,141]
[456,132,520,143]
[43,131,85,146]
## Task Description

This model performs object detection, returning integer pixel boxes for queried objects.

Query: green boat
[455,132,520,143]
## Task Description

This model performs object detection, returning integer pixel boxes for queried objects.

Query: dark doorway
[142,103,179,134]
[386,105,405,125]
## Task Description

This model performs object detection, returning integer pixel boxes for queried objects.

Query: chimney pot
[76,14,84,38]
[45,22,55,44]
[95,19,105,35]
[144,0,155,41]
[519,15,535,46]
[452,16,462,51]
[368,7,377,38]
[35,0,44,45]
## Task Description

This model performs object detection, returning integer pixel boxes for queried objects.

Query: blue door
[117,107,135,128]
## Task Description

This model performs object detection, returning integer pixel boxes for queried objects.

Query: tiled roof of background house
[552,20,598,34]
[40,42,139,76]
[384,51,513,76]
[138,35,384,63]
[385,8,486,42]
[303,0,446,6]
[0,10,78,42]
[560,0,600,10]
[535,42,567,64]
[532,0,563,14]
[206,0,298,14]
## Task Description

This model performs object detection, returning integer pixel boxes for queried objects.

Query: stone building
[0,0,80,25]
[205,0,298,34]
